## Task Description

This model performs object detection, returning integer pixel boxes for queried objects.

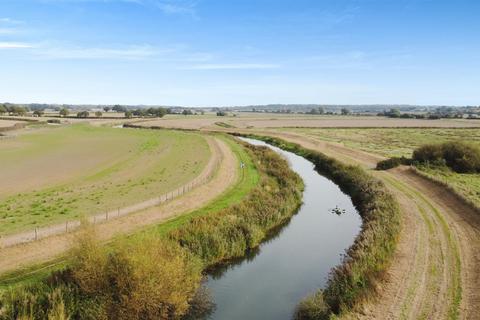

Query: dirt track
[0,136,239,275]
[241,130,480,320]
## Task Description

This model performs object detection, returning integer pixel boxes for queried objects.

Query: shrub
[69,231,203,320]
[412,144,444,163]
[76,111,89,118]
[412,141,480,173]
[376,156,411,170]
[0,228,203,320]
[441,141,480,173]
[295,291,330,320]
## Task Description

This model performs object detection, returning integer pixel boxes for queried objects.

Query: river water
[204,137,362,320]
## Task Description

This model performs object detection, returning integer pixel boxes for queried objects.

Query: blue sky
[0,0,479,106]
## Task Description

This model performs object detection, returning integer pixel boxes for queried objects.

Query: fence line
[0,147,222,248]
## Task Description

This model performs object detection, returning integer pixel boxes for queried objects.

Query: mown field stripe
[0,134,259,289]
[383,173,462,320]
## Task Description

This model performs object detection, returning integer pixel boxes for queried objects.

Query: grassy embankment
[289,128,480,208]
[0,136,304,319]
[0,124,210,235]
[0,134,255,289]
[240,134,401,319]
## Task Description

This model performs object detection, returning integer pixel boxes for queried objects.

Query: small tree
[33,110,44,117]
[77,111,89,118]
[341,108,351,115]
[216,111,227,116]
[59,108,69,117]
[0,104,6,115]
[182,109,193,116]
[125,111,133,119]
[112,105,127,113]
[95,111,103,117]
[103,107,111,113]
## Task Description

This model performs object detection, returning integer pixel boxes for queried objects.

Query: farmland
[1,114,480,320]
[0,124,211,235]
[135,113,480,130]
[286,127,480,207]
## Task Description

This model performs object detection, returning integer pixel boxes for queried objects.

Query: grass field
[288,127,480,206]
[0,134,259,289]
[135,113,480,130]
[0,124,211,235]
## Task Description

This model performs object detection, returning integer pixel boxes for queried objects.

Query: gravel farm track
[217,129,480,320]
[0,135,238,275]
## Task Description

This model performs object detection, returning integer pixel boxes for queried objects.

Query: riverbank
[237,134,401,319]
[0,138,304,319]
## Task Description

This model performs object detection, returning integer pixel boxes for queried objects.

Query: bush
[376,156,410,170]
[295,291,330,320]
[69,231,203,320]
[0,228,203,320]
[76,111,89,118]
[412,144,444,163]
[442,142,480,173]
[412,141,480,173]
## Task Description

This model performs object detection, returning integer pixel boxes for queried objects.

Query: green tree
[33,110,44,117]
[0,104,6,115]
[95,111,102,117]
[103,107,111,112]
[59,108,69,117]
[125,110,133,118]
[341,108,351,115]
[77,111,89,118]
[112,105,127,113]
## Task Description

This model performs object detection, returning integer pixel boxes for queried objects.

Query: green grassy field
[0,134,259,289]
[288,128,480,206]
[290,128,480,158]
[0,124,211,235]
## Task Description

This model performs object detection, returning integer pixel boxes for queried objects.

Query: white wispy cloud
[0,18,24,24]
[35,44,160,59]
[0,42,34,49]
[0,28,16,34]
[37,0,197,15]
[183,63,280,70]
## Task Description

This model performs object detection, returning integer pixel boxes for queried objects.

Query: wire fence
[0,148,222,249]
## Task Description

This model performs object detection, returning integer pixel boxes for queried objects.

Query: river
[203,137,362,320]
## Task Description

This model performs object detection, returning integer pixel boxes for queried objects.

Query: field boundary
[409,166,480,214]
[0,136,222,248]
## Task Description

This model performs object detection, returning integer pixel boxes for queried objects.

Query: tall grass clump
[0,227,203,320]
[169,142,304,265]
[239,134,401,319]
